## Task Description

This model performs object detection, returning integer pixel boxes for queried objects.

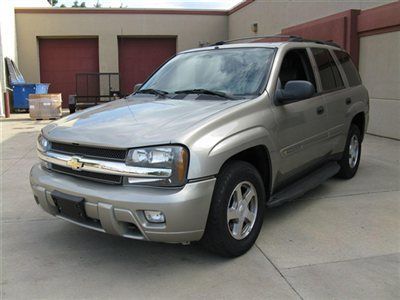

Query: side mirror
[133,83,142,92]
[275,80,315,105]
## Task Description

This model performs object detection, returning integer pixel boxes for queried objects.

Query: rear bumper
[30,163,215,243]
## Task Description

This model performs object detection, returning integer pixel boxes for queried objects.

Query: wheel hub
[349,134,359,168]
[226,181,258,240]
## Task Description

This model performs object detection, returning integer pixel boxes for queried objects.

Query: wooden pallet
[30,116,61,121]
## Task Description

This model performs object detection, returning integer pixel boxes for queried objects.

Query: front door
[272,48,331,189]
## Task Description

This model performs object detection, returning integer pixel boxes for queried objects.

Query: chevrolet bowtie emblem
[66,156,84,171]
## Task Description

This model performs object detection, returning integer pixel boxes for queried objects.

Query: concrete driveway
[1,115,399,299]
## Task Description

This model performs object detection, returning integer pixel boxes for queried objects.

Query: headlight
[125,145,189,187]
[37,134,50,152]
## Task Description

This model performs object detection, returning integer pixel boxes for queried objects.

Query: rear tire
[69,104,76,114]
[201,161,265,257]
[337,124,362,179]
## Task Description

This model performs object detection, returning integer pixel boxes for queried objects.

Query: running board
[267,161,340,207]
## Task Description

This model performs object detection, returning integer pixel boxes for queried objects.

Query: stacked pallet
[29,94,62,120]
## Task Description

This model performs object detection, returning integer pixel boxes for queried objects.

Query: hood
[43,96,245,148]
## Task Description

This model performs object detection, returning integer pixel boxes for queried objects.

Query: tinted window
[312,48,344,91]
[278,49,316,91]
[334,50,361,87]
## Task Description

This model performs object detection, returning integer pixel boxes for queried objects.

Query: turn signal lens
[177,147,188,184]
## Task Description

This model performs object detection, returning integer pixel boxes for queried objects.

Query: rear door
[331,50,364,152]
[272,48,331,188]
[310,48,349,154]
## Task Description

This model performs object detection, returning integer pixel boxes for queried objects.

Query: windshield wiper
[174,89,234,100]
[136,88,170,98]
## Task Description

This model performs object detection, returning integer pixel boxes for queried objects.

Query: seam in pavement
[255,244,304,300]
[1,145,36,175]
[366,132,400,141]
[281,252,400,270]
[300,188,399,202]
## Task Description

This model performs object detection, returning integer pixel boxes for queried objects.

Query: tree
[47,0,58,6]
[60,4,66,7]
[71,1,85,8]
[94,1,101,8]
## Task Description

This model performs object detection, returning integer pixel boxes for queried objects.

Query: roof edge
[14,1,256,16]
[14,7,227,16]
[228,0,255,15]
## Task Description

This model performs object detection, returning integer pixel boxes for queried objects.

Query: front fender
[209,126,271,157]
[187,125,278,183]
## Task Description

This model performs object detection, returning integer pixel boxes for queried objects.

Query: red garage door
[39,38,99,108]
[118,37,176,95]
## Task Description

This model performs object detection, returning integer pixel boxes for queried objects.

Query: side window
[311,48,344,91]
[278,49,316,91]
[334,50,362,87]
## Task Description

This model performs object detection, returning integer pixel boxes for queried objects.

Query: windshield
[139,47,275,98]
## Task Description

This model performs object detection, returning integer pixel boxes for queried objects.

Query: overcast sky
[56,0,243,9]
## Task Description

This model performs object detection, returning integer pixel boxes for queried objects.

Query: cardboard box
[29,93,62,120]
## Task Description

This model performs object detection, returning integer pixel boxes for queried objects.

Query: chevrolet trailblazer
[30,36,369,257]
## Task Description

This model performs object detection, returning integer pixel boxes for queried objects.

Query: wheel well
[351,112,365,141]
[224,146,271,198]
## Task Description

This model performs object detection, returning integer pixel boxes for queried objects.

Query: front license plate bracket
[51,190,87,221]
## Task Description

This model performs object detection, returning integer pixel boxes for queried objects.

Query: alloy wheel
[349,134,359,168]
[226,181,258,240]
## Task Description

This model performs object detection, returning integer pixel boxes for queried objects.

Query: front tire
[201,161,265,257]
[337,124,362,179]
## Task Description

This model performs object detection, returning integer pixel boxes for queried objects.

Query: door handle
[316,106,325,115]
[345,97,352,105]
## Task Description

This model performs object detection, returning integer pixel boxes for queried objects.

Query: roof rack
[288,36,341,48]
[212,35,300,46]
[212,34,341,48]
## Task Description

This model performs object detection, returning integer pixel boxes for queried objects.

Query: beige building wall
[15,11,228,84]
[228,0,391,38]
[359,31,400,140]
[0,0,50,117]
[0,1,18,117]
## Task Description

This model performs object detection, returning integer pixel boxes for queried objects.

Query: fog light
[144,210,165,223]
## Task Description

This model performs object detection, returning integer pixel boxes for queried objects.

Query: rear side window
[311,48,344,91]
[334,50,361,87]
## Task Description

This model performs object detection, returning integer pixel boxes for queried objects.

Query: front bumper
[30,163,215,243]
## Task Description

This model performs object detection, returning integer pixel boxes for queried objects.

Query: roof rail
[212,35,341,48]
[287,36,341,48]
[212,35,301,46]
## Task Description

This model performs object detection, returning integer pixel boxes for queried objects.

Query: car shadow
[42,221,230,268]
[262,180,332,225]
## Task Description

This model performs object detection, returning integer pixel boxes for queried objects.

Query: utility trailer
[70,72,120,113]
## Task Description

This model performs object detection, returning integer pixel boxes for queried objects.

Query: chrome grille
[51,164,123,185]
